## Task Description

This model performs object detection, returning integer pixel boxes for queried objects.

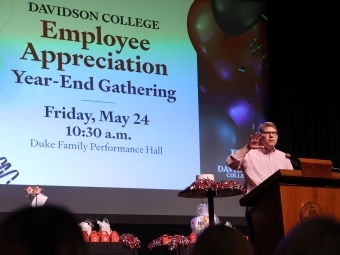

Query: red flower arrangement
[185,178,245,194]
[25,185,43,197]
[148,235,190,251]
[25,185,43,206]
[120,233,141,250]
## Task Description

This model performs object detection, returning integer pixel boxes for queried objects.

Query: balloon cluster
[187,0,268,85]
[186,178,245,194]
[120,234,141,250]
[147,235,190,251]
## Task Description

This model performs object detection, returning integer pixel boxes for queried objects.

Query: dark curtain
[267,0,340,167]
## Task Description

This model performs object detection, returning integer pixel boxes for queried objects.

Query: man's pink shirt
[227,148,294,194]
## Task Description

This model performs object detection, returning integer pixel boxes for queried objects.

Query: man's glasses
[262,132,277,136]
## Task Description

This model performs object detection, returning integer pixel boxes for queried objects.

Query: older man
[227,121,293,194]
[226,122,294,243]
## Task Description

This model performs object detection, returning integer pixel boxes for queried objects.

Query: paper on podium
[31,193,48,207]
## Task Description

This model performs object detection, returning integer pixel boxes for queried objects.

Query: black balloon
[210,0,266,36]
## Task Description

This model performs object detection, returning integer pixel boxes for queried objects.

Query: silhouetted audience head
[0,205,88,255]
[274,217,340,255]
[190,224,254,255]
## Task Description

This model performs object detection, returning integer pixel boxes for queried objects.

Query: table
[178,188,243,226]
[86,242,138,255]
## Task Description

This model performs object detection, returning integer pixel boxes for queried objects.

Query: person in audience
[273,217,340,255]
[0,205,88,255]
[190,224,254,255]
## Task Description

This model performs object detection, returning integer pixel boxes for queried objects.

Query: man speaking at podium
[226,122,293,243]
[226,121,293,194]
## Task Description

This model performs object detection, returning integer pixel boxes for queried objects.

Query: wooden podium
[239,158,340,255]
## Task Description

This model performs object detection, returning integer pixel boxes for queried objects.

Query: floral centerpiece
[25,185,43,206]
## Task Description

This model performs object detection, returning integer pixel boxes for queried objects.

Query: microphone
[285,153,301,169]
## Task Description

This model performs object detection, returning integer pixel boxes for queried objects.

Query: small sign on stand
[31,193,48,207]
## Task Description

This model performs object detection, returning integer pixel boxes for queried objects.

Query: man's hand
[248,132,265,150]
[230,132,265,160]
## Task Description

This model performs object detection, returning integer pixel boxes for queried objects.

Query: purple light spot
[214,61,232,81]
[227,100,253,127]
[201,45,207,54]
[199,85,207,93]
